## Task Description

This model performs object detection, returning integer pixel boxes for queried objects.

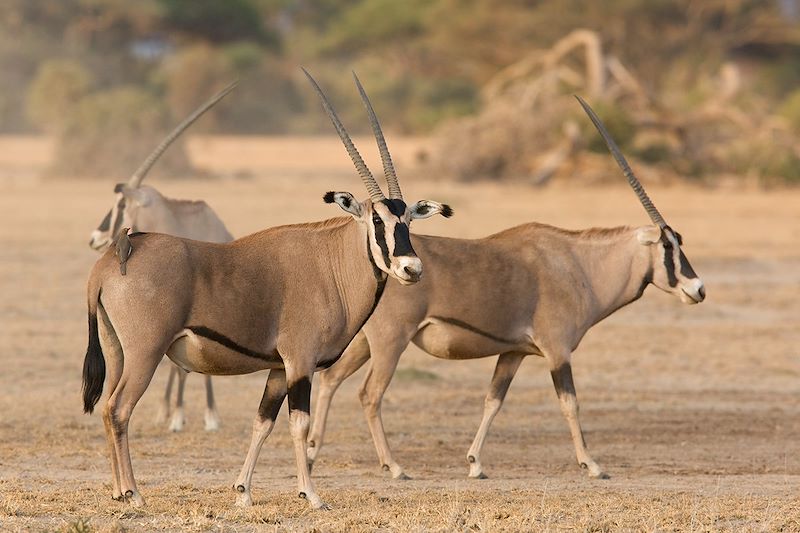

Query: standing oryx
[81,70,452,509]
[306,96,706,481]
[88,82,237,433]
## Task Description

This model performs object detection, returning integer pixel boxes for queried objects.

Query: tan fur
[309,222,704,480]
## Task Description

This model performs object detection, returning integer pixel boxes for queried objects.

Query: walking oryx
[88,82,237,433]
[81,70,452,509]
[306,96,706,481]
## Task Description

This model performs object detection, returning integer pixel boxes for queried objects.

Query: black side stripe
[429,316,517,345]
[187,326,281,363]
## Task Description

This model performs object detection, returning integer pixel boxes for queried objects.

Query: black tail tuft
[82,312,105,414]
[323,191,336,203]
[441,204,454,218]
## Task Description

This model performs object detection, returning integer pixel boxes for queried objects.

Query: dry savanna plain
[0,136,798,532]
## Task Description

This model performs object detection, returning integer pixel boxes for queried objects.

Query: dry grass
[0,136,798,532]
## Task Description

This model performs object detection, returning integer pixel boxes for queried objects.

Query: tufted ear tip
[441,204,454,218]
[323,191,336,204]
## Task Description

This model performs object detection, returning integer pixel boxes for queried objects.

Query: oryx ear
[119,185,151,207]
[636,225,662,245]
[324,191,362,217]
[409,200,453,220]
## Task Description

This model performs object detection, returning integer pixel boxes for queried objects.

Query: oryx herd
[81,70,705,509]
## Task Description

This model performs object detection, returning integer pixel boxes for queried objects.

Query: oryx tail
[82,278,105,414]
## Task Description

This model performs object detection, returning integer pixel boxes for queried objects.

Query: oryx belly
[412,317,531,360]
[167,328,281,375]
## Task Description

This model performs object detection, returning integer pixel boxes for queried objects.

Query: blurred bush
[52,87,190,178]
[2,0,800,183]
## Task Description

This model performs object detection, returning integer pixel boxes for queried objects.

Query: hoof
[204,410,220,431]
[235,494,253,507]
[394,472,411,480]
[317,502,332,511]
[125,490,145,507]
[470,472,489,480]
[169,410,186,432]
[592,472,611,480]
[111,494,124,502]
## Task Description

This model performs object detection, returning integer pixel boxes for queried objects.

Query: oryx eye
[372,213,383,225]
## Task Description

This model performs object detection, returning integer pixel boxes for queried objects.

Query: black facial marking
[187,326,281,363]
[97,210,112,231]
[678,250,696,279]
[392,222,414,257]
[111,198,126,240]
[662,238,678,287]
[382,198,407,217]
[287,376,312,414]
[429,316,517,345]
[372,215,392,269]
[323,191,335,203]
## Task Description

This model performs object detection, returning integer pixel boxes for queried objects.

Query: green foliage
[27,60,93,133]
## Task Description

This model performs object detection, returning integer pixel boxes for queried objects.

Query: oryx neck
[571,227,653,324]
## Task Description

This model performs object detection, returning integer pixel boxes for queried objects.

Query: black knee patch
[288,377,312,413]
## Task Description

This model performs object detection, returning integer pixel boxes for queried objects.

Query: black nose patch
[393,223,414,257]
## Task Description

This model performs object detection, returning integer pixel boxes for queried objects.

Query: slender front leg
[233,369,287,507]
[286,366,329,510]
[358,343,409,479]
[550,359,608,479]
[203,375,220,431]
[466,352,525,479]
[308,331,371,467]
[168,368,188,432]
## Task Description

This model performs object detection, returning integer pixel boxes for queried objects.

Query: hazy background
[2,0,800,184]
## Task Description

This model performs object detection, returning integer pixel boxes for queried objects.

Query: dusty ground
[0,136,798,532]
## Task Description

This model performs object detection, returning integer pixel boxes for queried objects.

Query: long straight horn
[575,95,666,228]
[352,72,402,200]
[127,80,239,188]
[302,68,385,202]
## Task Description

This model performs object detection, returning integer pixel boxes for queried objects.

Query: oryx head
[577,96,705,305]
[305,69,452,285]
[88,81,238,251]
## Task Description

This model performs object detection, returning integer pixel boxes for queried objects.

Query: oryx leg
[358,328,416,480]
[307,330,371,467]
[547,353,608,479]
[466,352,525,479]
[233,369,287,507]
[155,364,177,425]
[106,352,163,506]
[168,367,189,432]
[285,362,329,510]
[98,305,124,500]
[203,375,220,431]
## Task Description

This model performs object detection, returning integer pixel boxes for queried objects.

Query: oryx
[88,82,237,433]
[81,70,452,509]
[306,96,706,481]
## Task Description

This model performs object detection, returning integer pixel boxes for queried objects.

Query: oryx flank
[81,70,452,509]
[89,82,237,433]
[306,96,705,481]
